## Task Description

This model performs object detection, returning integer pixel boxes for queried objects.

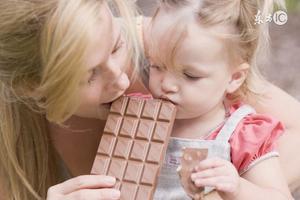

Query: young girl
[143,0,293,199]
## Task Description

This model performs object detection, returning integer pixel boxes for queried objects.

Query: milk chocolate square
[91,96,176,200]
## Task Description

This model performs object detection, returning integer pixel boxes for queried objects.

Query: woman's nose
[161,72,179,94]
[107,62,122,78]
[111,72,130,91]
[105,66,129,92]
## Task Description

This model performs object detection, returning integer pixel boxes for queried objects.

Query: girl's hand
[191,157,240,199]
[47,175,120,200]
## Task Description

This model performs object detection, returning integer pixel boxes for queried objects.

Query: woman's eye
[184,73,201,80]
[112,40,124,54]
[88,68,98,84]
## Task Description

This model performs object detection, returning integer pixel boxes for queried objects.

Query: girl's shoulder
[228,103,285,174]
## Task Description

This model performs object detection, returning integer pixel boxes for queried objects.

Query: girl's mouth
[160,96,178,106]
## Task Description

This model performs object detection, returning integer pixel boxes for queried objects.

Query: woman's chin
[96,104,111,120]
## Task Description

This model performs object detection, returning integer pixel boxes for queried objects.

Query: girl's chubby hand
[47,175,120,200]
[191,157,241,199]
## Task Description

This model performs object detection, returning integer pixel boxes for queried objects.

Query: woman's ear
[226,62,249,94]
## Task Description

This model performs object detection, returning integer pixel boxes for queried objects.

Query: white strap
[215,105,255,142]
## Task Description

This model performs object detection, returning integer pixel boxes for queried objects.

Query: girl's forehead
[150,10,227,68]
[181,22,226,55]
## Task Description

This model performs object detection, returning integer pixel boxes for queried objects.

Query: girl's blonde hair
[0,0,140,199]
[154,0,286,101]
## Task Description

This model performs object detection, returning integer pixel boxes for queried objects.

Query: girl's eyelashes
[150,64,201,80]
[183,72,201,80]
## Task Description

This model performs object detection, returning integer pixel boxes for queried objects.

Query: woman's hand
[47,175,120,200]
[191,157,240,199]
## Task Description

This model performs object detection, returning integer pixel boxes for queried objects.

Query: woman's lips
[102,102,112,107]
[102,89,126,104]
[101,93,124,108]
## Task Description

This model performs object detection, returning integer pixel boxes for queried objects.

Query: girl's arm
[192,157,292,200]
[232,157,293,200]
[247,83,300,189]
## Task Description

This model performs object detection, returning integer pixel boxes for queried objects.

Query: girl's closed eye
[183,71,202,80]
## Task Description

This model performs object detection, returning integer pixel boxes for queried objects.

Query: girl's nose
[161,72,179,94]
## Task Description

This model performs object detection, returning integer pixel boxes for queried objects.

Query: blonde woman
[0,0,143,199]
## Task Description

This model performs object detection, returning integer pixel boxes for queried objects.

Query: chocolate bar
[177,148,208,200]
[91,96,176,200]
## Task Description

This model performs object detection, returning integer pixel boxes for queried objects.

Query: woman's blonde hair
[0,0,140,199]
[153,0,286,101]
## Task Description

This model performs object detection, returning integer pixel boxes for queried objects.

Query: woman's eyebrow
[88,64,101,73]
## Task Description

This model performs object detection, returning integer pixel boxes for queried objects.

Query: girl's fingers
[191,168,220,180]
[193,176,238,193]
[49,175,116,195]
[65,188,120,200]
[192,164,233,180]
[214,182,237,193]
[194,157,225,171]
[193,176,228,188]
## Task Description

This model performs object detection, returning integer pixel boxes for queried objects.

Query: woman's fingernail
[112,190,121,199]
[105,176,116,184]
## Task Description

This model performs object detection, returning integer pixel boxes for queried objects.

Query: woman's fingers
[48,175,116,195]
[65,188,120,200]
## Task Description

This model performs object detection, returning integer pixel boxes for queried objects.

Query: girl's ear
[226,62,249,94]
